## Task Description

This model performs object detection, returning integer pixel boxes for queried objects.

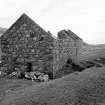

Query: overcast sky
[0,0,105,44]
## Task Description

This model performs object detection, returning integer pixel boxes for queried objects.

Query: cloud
[0,0,105,44]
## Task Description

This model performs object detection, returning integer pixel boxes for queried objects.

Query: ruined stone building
[1,14,54,78]
[1,13,105,79]
[53,30,105,77]
[1,19,84,78]
[53,30,84,77]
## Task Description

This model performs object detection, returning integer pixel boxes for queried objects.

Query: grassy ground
[0,67,105,105]
[0,79,38,103]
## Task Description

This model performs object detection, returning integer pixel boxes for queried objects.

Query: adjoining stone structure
[1,13,54,78]
[53,30,84,77]
[53,30,105,78]
[1,13,105,79]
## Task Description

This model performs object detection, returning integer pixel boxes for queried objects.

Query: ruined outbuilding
[1,14,54,78]
[1,13,105,79]
[53,30,105,78]
[53,30,84,77]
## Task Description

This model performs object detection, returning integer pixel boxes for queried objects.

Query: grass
[0,78,38,103]
[0,67,105,105]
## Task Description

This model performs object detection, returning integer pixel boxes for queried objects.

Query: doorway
[26,62,33,72]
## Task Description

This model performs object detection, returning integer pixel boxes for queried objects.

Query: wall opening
[26,62,33,72]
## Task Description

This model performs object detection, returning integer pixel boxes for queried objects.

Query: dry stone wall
[1,14,54,76]
[53,30,83,77]
[1,13,105,79]
[53,30,105,77]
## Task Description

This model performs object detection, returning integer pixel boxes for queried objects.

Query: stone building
[53,30,105,78]
[53,30,84,77]
[1,13,54,78]
[1,13,105,79]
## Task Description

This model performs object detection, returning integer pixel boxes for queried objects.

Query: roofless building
[1,13,54,78]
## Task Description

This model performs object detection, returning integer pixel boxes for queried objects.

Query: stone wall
[53,30,105,77]
[53,30,83,77]
[1,14,54,76]
[1,13,105,79]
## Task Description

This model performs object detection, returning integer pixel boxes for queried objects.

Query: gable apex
[1,13,50,39]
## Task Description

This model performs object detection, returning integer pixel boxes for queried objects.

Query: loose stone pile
[7,71,49,82]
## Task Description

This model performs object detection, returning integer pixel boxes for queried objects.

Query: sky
[0,0,105,44]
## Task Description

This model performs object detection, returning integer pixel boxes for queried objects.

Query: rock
[24,72,31,79]
[0,71,7,77]
[38,74,49,82]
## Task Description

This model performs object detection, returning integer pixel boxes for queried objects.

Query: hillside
[1,15,105,105]
[0,67,105,105]
[0,27,6,60]
[77,43,105,67]
[0,27,6,36]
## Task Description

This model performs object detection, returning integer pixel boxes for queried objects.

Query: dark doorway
[26,62,33,72]
[66,59,72,64]
[48,72,53,80]
[66,58,84,72]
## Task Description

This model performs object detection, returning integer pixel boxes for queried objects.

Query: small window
[39,35,45,41]
[67,59,72,64]
[39,37,44,41]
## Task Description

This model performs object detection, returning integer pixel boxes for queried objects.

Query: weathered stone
[2,14,105,79]
[1,13,54,76]
[53,30,83,77]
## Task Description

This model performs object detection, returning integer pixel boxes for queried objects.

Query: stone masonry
[53,30,83,77]
[53,30,105,77]
[1,14,54,78]
[1,13,105,79]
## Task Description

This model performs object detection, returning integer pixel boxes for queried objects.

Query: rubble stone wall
[1,14,54,75]
[2,14,105,79]
[53,30,83,77]
[53,30,105,77]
